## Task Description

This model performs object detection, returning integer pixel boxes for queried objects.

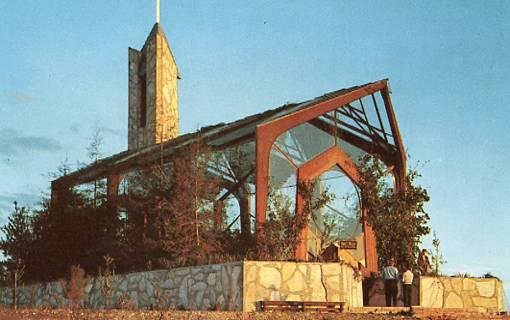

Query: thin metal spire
[156,0,160,23]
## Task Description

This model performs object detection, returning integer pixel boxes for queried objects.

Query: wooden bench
[260,301,345,313]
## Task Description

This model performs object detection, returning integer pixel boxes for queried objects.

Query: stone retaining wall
[243,261,363,312]
[0,261,362,311]
[420,276,505,313]
[0,262,243,310]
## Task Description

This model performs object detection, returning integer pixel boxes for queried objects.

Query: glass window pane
[269,148,297,213]
[338,139,369,165]
[307,165,364,263]
[210,141,256,184]
[373,91,395,145]
[275,121,334,166]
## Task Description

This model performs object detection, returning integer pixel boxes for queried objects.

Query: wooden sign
[339,240,357,250]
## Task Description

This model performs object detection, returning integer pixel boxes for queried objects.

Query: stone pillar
[128,23,179,150]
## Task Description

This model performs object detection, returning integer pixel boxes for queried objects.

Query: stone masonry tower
[128,23,180,150]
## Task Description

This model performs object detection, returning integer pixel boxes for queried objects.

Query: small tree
[98,255,116,308]
[122,140,224,269]
[430,231,447,275]
[358,155,430,269]
[0,202,34,266]
[0,201,33,305]
[86,129,106,208]
[62,265,89,308]
[7,260,25,310]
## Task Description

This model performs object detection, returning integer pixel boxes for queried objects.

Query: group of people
[380,250,431,308]
[380,258,414,308]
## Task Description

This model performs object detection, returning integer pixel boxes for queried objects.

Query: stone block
[175,268,190,276]
[472,296,498,308]
[203,298,211,310]
[178,276,189,306]
[217,294,225,306]
[138,280,146,292]
[497,282,504,311]
[445,292,463,308]
[461,291,474,308]
[214,273,223,293]
[194,288,205,308]
[193,273,204,282]
[281,263,296,282]
[206,287,216,305]
[286,269,305,293]
[328,293,341,301]
[191,281,207,292]
[324,275,341,291]
[476,280,495,297]
[160,278,174,289]
[118,280,128,292]
[322,263,341,276]
[231,265,242,307]
[245,264,257,284]
[232,265,242,285]
[207,273,216,286]
[139,292,149,307]
[463,278,477,292]
[421,277,444,308]
[243,282,256,311]
[297,264,308,276]
[442,278,452,292]
[146,281,154,297]
[258,267,281,289]
[220,267,230,291]
[309,265,326,301]
[450,277,463,293]
[130,291,138,309]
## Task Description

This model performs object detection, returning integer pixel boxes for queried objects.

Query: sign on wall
[339,240,357,250]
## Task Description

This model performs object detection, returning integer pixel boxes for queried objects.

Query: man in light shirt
[402,265,414,308]
[381,258,399,307]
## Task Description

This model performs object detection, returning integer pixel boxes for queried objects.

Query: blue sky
[1,0,509,301]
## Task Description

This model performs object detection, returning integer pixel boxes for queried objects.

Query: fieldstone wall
[420,276,505,313]
[243,261,363,312]
[0,262,243,311]
[0,261,363,311]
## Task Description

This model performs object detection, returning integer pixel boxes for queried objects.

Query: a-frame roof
[54,79,399,186]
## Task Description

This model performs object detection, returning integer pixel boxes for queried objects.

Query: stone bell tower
[128,23,180,150]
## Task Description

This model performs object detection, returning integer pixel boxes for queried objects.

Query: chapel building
[51,23,407,275]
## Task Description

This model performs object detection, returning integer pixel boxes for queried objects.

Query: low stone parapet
[420,276,505,313]
[242,261,362,311]
[0,261,362,312]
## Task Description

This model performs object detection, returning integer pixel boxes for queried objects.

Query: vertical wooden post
[12,270,17,310]
[238,189,251,238]
[106,174,121,203]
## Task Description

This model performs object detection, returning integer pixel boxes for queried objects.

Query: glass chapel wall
[268,110,373,263]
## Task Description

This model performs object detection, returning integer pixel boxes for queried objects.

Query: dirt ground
[0,309,508,320]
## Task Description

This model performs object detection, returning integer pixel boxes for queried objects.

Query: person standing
[381,258,399,307]
[418,249,432,275]
[402,265,414,308]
